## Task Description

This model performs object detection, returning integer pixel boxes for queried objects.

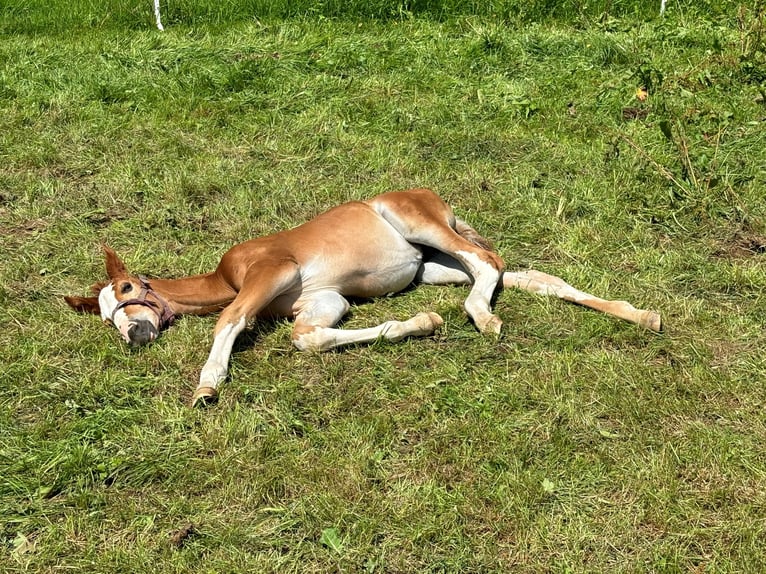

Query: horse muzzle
[124,319,159,346]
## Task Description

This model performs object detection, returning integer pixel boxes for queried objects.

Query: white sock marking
[198,317,246,390]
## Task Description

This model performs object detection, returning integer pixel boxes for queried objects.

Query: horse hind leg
[504,270,662,331]
[291,291,443,352]
[417,252,472,285]
[450,220,504,333]
[370,190,504,334]
[418,257,661,332]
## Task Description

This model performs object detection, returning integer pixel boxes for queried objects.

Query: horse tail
[455,218,494,252]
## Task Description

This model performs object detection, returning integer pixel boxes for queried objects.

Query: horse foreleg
[194,315,248,406]
[192,260,301,407]
[291,291,443,352]
[504,270,661,332]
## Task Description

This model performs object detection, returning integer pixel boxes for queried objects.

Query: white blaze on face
[98,284,132,342]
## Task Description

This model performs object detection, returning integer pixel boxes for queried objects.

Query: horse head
[64,246,174,346]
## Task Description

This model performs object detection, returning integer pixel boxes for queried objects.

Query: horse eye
[120,283,133,294]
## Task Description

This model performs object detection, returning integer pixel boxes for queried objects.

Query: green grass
[3,2,766,572]
[0,0,667,33]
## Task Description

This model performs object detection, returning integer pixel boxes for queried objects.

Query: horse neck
[149,273,236,316]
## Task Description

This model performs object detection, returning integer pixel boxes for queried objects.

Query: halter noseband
[112,276,176,330]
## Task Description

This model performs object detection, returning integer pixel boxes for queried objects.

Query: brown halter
[112,276,175,330]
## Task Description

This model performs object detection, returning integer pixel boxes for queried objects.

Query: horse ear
[64,295,101,315]
[102,244,127,278]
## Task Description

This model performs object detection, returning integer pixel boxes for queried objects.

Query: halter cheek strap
[112,276,176,330]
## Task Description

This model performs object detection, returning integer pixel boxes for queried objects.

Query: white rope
[154,0,164,31]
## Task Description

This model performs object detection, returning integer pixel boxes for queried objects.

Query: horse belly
[303,243,423,299]
[282,201,426,299]
[347,251,422,297]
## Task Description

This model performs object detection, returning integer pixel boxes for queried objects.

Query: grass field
[2,1,766,572]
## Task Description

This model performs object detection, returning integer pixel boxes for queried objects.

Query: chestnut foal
[65,188,661,406]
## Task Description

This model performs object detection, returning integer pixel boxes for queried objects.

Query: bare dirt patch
[713,230,766,259]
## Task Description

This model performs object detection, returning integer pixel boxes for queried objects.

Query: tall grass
[2,0,766,572]
[2,0,723,33]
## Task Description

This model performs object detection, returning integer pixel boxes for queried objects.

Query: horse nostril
[127,320,159,346]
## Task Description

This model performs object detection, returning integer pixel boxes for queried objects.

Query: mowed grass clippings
[2,3,766,572]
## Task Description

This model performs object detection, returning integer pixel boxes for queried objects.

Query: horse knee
[292,324,329,352]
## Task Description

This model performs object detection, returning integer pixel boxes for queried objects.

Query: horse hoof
[191,386,218,408]
[640,311,662,332]
[480,315,503,335]
[414,312,444,331]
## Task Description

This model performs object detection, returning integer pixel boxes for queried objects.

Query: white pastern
[455,250,502,333]
[199,317,247,389]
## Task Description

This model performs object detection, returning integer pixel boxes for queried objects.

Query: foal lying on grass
[65,188,661,406]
